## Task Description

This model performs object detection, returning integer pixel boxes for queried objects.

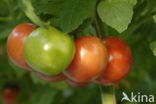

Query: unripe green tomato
[24,26,75,75]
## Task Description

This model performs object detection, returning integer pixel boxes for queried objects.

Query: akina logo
[121,92,155,103]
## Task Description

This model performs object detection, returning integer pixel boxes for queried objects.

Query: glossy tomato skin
[7,23,35,72]
[66,79,89,87]
[35,72,66,82]
[2,87,19,104]
[64,36,108,83]
[24,26,75,76]
[95,36,132,85]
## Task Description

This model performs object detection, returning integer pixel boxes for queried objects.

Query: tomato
[35,72,66,82]
[95,36,132,85]
[7,23,35,72]
[64,36,108,83]
[66,79,89,87]
[2,86,19,104]
[24,26,75,75]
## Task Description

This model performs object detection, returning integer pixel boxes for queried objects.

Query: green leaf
[33,0,63,16]
[71,17,93,34]
[153,15,156,23]
[59,0,97,33]
[150,41,156,56]
[97,0,133,33]
[33,0,96,33]
[128,0,137,6]
[19,0,48,27]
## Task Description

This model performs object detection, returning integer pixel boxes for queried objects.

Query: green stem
[19,0,48,28]
[93,10,102,38]
[100,86,116,104]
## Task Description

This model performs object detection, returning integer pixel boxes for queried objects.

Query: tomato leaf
[128,0,137,6]
[32,0,97,33]
[97,0,133,33]
[33,0,63,16]
[59,0,97,33]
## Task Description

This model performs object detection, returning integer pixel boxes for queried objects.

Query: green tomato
[24,26,75,75]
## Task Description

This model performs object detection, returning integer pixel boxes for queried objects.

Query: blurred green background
[0,0,156,104]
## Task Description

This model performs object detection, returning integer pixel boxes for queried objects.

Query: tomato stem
[93,10,102,38]
[19,0,49,28]
[100,85,116,104]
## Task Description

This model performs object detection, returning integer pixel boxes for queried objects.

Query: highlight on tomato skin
[66,79,90,87]
[64,35,108,83]
[95,36,132,85]
[35,72,66,82]
[2,86,19,104]
[7,23,35,72]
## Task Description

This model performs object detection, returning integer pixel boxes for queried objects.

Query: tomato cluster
[7,23,132,87]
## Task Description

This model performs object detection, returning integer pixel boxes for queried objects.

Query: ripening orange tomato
[64,36,108,83]
[7,23,35,71]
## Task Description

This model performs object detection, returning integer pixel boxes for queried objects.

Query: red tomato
[95,36,132,85]
[64,36,108,83]
[35,72,66,82]
[7,23,35,72]
[2,87,19,104]
[66,79,89,87]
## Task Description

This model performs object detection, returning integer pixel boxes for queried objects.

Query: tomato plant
[0,0,156,104]
[64,36,108,83]
[7,23,35,72]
